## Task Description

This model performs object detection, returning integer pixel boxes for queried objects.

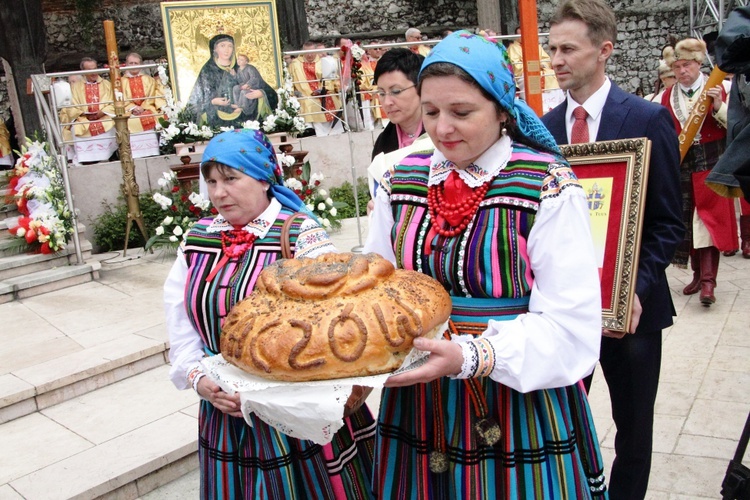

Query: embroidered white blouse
[364,138,602,393]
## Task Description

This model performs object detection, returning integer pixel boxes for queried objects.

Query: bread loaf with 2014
[220,252,452,382]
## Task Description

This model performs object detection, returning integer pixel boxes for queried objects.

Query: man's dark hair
[373,48,424,85]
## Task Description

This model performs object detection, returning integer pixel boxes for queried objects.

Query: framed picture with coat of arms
[560,138,651,333]
[160,0,283,127]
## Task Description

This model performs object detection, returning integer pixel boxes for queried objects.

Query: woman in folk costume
[364,31,607,498]
[164,129,375,499]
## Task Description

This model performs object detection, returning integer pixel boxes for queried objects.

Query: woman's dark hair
[419,62,554,153]
[418,62,515,131]
[373,48,424,85]
[201,161,273,200]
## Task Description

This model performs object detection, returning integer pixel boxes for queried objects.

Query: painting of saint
[188,33,278,127]
[161,0,283,127]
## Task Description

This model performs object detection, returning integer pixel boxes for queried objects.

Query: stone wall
[43,0,165,69]
[305,0,477,38]
[0,76,9,124]
[537,0,689,94]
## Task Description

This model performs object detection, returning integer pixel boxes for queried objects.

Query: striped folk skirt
[374,300,607,499]
[198,401,376,499]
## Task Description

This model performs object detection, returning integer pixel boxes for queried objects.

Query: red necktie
[571,106,589,143]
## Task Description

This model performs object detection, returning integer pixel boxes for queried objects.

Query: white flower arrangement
[262,70,307,136]
[350,44,366,61]
[276,152,297,169]
[145,170,216,252]
[282,160,348,229]
[5,140,74,254]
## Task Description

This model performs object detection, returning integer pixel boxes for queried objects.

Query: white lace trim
[451,339,480,379]
[428,135,512,188]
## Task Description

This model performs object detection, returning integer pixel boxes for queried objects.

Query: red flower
[211,207,219,215]
[301,179,308,186]
[40,241,52,254]
[305,189,312,196]
[38,225,50,236]
[17,197,29,215]
[171,205,178,212]
[171,186,180,193]
[25,229,37,244]
[181,195,188,203]
[314,180,321,186]
[296,169,303,176]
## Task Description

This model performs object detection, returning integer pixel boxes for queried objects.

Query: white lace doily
[202,320,449,445]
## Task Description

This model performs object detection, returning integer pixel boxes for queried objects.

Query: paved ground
[6,215,750,499]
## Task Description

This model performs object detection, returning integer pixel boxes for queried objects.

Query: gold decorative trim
[560,138,651,333]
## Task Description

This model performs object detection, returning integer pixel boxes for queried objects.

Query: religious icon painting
[560,138,651,333]
[160,0,284,127]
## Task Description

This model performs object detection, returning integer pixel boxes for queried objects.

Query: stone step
[0,240,93,281]
[0,205,19,221]
[0,366,199,499]
[0,334,170,426]
[0,262,102,304]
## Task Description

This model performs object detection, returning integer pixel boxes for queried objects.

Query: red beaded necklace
[427,179,491,237]
[220,228,258,258]
[206,227,257,282]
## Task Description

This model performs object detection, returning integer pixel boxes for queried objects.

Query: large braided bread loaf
[220,252,452,381]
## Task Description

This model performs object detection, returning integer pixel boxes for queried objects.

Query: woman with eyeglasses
[371,48,425,158]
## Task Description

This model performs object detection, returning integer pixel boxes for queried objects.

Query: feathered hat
[663,38,706,66]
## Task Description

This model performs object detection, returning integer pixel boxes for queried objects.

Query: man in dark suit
[542,0,685,498]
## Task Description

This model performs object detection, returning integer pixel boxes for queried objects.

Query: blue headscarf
[201,129,311,215]
[420,30,561,155]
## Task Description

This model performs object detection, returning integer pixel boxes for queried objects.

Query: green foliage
[92,194,164,252]
[328,177,369,219]
[74,0,97,46]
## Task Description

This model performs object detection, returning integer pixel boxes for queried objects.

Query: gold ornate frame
[560,138,651,332]
[160,0,283,105]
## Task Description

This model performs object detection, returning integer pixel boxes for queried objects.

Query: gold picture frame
[160,0,283,117]
[560,138,651,333]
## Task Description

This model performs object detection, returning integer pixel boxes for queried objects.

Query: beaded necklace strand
[205,227,258,282]
[427,180,491,237]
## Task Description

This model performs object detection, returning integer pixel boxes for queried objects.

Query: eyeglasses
[376,85,416,99]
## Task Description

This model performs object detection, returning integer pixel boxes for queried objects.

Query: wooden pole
[103,20,148,256]
[517,0,543,116]
[678,65,728,162]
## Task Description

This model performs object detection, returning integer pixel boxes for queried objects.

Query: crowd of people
[2,5,742,497]
[163,1,750,499]
[44,25,564,157]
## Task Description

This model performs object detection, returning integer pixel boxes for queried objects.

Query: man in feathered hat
[661,37,735,306]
